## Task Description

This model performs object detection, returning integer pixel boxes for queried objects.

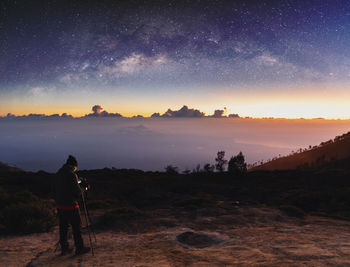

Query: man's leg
[70,209,84,251]
[58,210,70,253]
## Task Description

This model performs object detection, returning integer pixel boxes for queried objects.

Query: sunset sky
[1,0,350,118]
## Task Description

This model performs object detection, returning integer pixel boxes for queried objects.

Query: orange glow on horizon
[1,84,350,119]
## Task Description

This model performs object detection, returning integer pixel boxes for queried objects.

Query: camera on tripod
[78,177,90,192]
[77,176,96,254]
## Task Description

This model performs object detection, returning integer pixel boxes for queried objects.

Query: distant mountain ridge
[0,162,22,172]
[253,131,350,171]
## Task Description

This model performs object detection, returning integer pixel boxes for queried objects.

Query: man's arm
[69,172,82,199]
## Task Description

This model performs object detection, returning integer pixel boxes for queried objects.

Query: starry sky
[1,0,350,118]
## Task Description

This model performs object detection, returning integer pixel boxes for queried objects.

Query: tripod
[81,190,97,255]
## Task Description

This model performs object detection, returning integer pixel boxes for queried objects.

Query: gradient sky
[1,0,350,118]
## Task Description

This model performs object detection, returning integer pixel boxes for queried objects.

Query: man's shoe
[61,247,73,256]
[75,247,91,255]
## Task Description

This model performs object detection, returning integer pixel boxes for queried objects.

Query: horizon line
[1,104,350,120]
[1,112,350,121]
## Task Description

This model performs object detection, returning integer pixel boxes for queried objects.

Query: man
[53,155,90,255]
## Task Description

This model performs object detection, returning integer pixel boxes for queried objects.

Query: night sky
[1,0,350,118]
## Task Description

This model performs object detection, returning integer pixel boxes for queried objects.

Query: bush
[1,203,56,234]
[165,165,179,174]
[0,189,56,235]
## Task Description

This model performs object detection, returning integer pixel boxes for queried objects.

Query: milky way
[1,0,350,116]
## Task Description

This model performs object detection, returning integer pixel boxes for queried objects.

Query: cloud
[1,113,73,120]
[132,115,144,118]
[159,105,205,118]
[151,112,161,118]
[228,113,240,118]
[211,109,225,118]
[92,105,103,115]
[118,124,151,135]
[85,105,122,117]
[61,113,73,118]
[1,105,240,120]
[1,105,121,120]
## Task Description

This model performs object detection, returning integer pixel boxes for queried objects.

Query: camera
[78,177,90,192]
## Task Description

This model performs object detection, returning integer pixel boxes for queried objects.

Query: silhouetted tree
[165,165,178,174]
[192,164,201,173]
[203,163,215,173]
[215,151,227,172]
[228,151,247,175]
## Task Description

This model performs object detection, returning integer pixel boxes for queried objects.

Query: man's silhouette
[53,155,90,255]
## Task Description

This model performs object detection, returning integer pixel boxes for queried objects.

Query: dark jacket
[53,164,82,206]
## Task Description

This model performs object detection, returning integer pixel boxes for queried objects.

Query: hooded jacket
[53,164,82,207]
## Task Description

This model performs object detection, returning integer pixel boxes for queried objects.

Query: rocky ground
[1,205,350,266]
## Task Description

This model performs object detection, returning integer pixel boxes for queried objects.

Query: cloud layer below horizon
[1,117,350,172]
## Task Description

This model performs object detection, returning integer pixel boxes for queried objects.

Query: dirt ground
[1,206,350,267]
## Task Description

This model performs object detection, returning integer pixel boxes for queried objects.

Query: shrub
[1,203,56,234]
[203,163,215,173]
[165,165,179,174]
[0,189,56,234]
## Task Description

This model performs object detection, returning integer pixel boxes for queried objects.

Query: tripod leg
[54,241,60,252]
[87,211,97,242]
[84,193,97,242]
[81,193,94,255]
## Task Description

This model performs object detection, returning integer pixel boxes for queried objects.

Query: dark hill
[252,131,350,171]
[1,165,350,235]
[0,162,22,172]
